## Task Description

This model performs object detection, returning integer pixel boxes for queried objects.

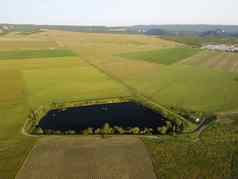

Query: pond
[38,102,167,134]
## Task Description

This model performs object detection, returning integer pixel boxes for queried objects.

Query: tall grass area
[144,138,238,179]
[119,47,201,65]
[0,49,77,60]
[144,112,238,179]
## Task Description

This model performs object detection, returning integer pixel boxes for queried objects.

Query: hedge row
[32,122,175,135]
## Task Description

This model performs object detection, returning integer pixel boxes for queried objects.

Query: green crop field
[118,47,201,65]
[0,49,77,60]
[145,64,238,112]
[0,31,238,179]
[23,64,130,107]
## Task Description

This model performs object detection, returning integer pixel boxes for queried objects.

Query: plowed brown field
[16,136,157,179]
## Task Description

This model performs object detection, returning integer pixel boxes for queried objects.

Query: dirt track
[16,136,157,179]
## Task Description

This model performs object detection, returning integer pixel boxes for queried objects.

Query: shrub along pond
[33,102,178,135]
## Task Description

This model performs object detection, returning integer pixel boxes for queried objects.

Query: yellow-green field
[53,31,238,113]
[0,31,238,179]
[0,32,58,51]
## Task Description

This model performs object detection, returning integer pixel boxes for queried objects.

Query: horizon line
[1,23,238,27]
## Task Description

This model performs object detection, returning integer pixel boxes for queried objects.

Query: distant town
[202,44,238,53]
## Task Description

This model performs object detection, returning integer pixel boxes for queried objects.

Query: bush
[44,129,54,135]
[141,128,153,135]
[166,121,172,129]
[65,130,76,135]
[101,123,114,134]
[130,127,140,134]
[140,130,146,135]
[94,128,101,134]
[32,127,44,135]
[114,126,125,134]
[55,130,62,135]
[157,126,168,134]
[82,128,94,135]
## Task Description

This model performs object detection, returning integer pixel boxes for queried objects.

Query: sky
[1,0,237,26]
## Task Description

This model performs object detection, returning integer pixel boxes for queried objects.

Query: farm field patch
[0,32,58,51]
[0,57,84,71]
[144,112,238,179]
[16,136,157,179]
[147,65,238,112]
[144,136,238,179]
[0,69,35,179]
[0,49,77,60]
[0,32,134,179]
[55,31,238,113]
[0,70,25,105]
[0,40,58,51]
[23,65,130,107]
[180,50,238,73]
[1,30,238,179]
[93,58,238,112]
[118,47,201,65]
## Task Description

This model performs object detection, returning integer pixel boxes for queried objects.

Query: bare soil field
[16,136,157,179]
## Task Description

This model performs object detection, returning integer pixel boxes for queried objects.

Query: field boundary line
[78,56,196,132]
[14,138,40,179]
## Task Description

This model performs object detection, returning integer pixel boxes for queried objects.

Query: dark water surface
[39,102,166,132]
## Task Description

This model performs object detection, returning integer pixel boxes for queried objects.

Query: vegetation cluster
[33,121,178,135]
[169,106,216,124]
